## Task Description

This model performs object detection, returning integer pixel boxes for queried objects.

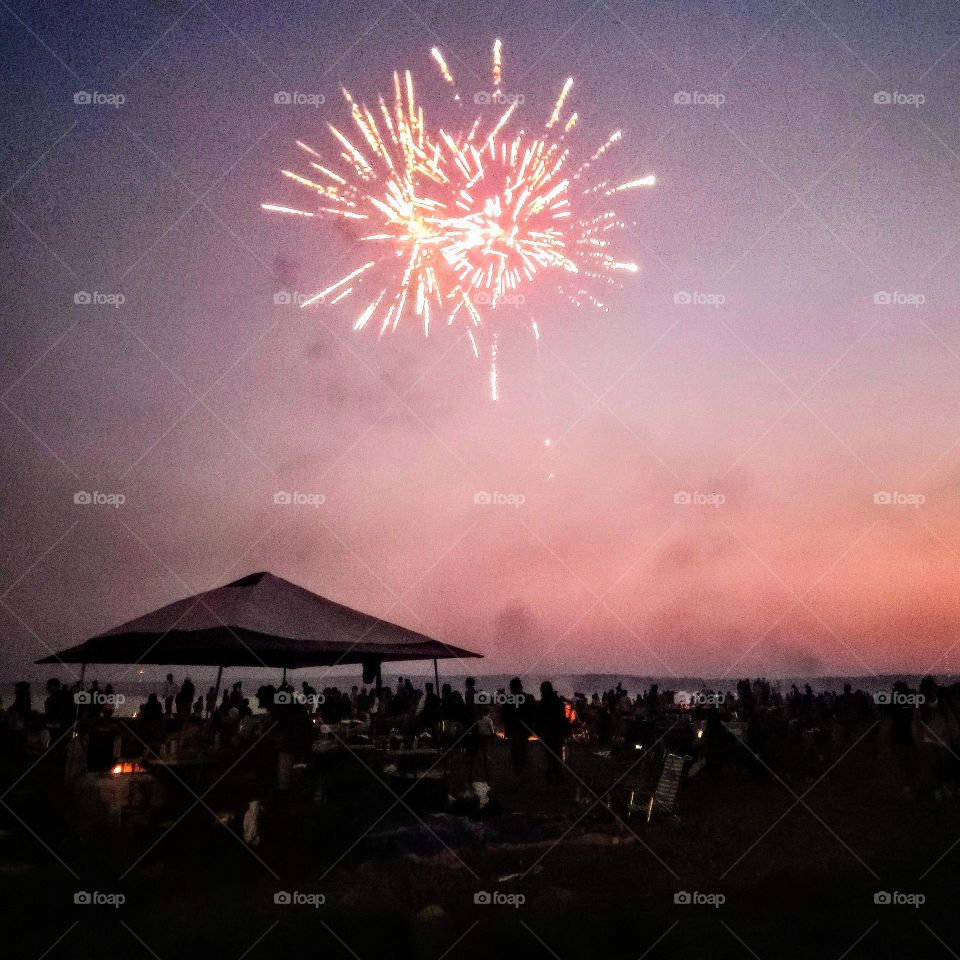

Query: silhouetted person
[162,674,178,718]
[538,681,568,783]
[12,681,31,722]
[44,678,75,737]
[441,683,466,725]
[502,678,530,778]
[141,693,162,722]
[88,679,103,720]
[419,682,441,738]
[176,676,195,719]
[257,684,277,713]
[205,686,217,718]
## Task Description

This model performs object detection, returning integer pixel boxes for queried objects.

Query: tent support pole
[433,658,439,691]
[282,666,287,686]
[212,665,223,706]
[79,662,87,688]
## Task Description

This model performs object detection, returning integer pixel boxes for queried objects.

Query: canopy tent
[38,571,481,688]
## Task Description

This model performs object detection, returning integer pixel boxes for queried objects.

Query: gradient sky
[2,0,960,683]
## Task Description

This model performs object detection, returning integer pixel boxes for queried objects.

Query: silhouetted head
[509,677,523,695]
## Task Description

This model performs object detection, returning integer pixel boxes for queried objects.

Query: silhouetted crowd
[4,673,960,797]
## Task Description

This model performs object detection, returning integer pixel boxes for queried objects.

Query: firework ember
[263,40,655,396]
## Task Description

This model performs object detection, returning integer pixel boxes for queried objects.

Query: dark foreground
[3,723,960,960]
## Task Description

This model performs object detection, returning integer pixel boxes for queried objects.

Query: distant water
[414,673,959,699]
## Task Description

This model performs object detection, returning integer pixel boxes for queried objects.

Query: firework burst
[263,41,655,396]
